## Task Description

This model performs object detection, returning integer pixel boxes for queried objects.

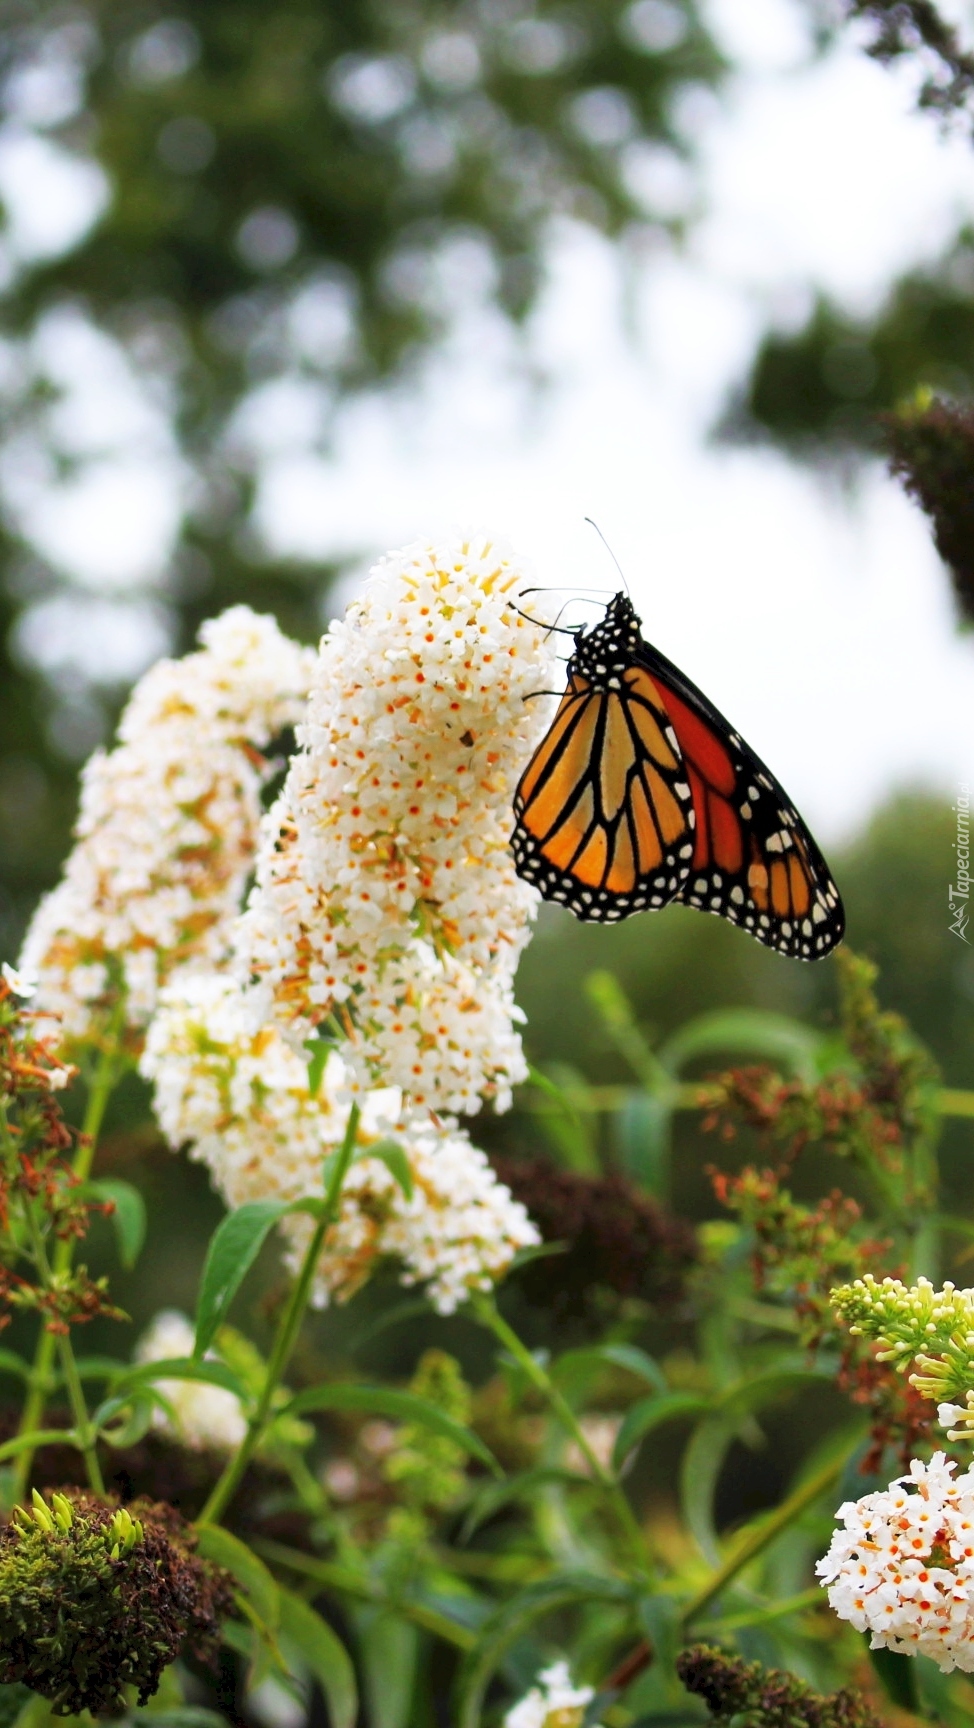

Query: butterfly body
[512,594,844,960]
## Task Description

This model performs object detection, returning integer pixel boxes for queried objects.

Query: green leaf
[130,1713,230,1728]
[284,1385,503,1477]
[96,1388,157,1449]
[528,1063,599,1173]
[348,1297,433,1352]
[455,1573,634,1728]
[279,1587,358,1728]
[0,1350,29,1382]
[866,1642,920,1712]
[83,1177,147,1268]
[113,1355,249,1402]
[554,1344,667,1401]
[613,1393,710,1471]
[0,1428,82,1464]
[194,1199,292,1356]
[459,1467,590,1542]
[658,1008,821,1083]
[353,1609,416,1728]
[68,1355,130,1383]
[0,1684,31,1728]
[680,1417,736,1567]
[196,1525,280,1633]
[716,1364,836,1417]
[362,1137,413,1200]
[612,1090,672,1199]
[304,1031,336,1098]
[636,1595,682,1678]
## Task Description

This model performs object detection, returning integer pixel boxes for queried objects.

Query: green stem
[14,1036,122,1499]
[18,1205,104,1495]
[680,1455,843,1628]
[199,1103,361,1527]
[56,1332,105,1495]
[253,1537,477,1650]
[471,1291,651,1576]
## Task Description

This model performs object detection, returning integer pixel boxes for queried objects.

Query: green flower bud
[832,1275,974,1409]
[0,1490,234,1716]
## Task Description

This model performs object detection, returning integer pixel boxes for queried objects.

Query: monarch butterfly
[512,593,844,960]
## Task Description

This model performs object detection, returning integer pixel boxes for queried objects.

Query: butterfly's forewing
[512,667,695,922]
[637,640,845,959]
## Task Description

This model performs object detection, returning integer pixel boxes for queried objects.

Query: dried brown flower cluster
[711,1165,932,1469]
[847,1,974,121]
[0,975,122,1335]
[884,394,974,626]
[705,954,940,1470]
[490,1154,697,1326]
[0,1489,233,1715]
[703,951,939,1208]
[677,1644,883,1728]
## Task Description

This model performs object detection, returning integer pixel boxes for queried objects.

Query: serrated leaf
[459,1467,589,1542]
[114,1355,249,1402]
[0,1350,29,1382]
[95,1388,157,1449]
[284,1384,502,1477]
[613,1091,672,1198]
[680,1417,736,1567]
[279,1587,358,1728]
[613,1392,710,1471]
[455,1574,634,1728]
[0,1427,82,1464]
[0,1685,32,1728]
[348,1297,432,1352]
[130,1713,230,1728]
[69,1355,130,1383]
[194,1199,291,1356]
[83,1177,147,1268]
[528,1063,599,1173]
[554,1343,667,1401]
[361,1137,413,1199]
[197,1524,280,1632]
[353,1609,415,1728]
[865,1642,920,1712]
[636,1595,682,1678]
[716,1364,835,1417]
[657,1008,821,1083]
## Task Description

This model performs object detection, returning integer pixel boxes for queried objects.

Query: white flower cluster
[236,533,558,1115]
[504,1663,599,1728]
[941,1393,974,1443]
[141,973,539,1314]
[135,1309,248,1454]
[20,608,314,1051]
[817,1451,974,1671]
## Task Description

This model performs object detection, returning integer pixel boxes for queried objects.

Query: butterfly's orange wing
[639,650,844,959]
[512,668,695,920]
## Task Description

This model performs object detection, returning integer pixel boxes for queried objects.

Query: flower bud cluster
[817,1452,974,1671]
[235,533,558,1115]
[832,1275,974,1407]
[20,607,314,1052]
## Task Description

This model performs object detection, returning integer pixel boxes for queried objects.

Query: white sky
[3,0,974,839]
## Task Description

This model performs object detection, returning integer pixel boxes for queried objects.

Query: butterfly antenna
[584,518,631,600]
[509,600,575,637]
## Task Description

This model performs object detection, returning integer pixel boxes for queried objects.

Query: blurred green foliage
[723,238,974,456]
[0,0,723,967]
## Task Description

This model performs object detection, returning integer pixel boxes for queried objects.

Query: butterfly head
[570,591,644,689]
